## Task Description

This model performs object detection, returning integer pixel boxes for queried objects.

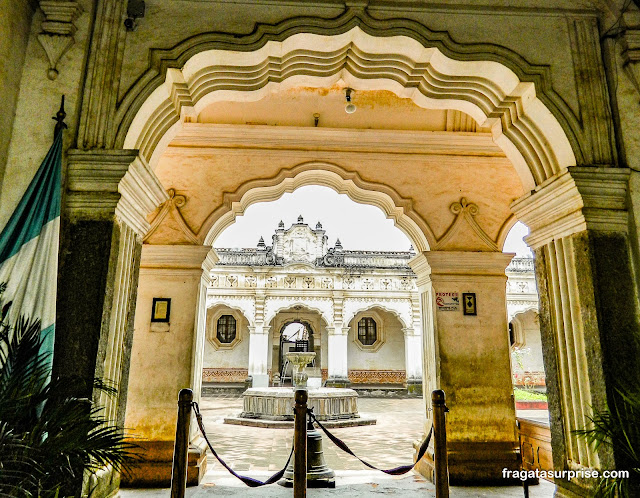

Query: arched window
[357,317,377,346]
[217,315,237,343]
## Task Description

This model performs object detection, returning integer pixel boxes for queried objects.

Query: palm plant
[574,383,640,497]
[0,284,137,497]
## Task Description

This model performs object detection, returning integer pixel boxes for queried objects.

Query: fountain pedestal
[224,351,375,428]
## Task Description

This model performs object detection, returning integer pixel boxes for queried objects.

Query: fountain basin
[224,387,376,428]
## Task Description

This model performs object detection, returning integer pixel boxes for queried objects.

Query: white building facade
[203,218,543,394]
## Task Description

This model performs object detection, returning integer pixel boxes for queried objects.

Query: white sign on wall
[435,292,460,311]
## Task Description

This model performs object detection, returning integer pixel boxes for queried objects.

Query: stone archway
[69,19,634,495]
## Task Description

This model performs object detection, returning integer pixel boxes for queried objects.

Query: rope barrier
[189,400,435,486]
[307,409,433,475]
[192,401,293,487]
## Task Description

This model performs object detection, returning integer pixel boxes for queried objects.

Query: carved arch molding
[117,6,583,189]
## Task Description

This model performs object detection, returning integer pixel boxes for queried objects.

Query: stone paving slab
[121,471,555,497]
[197,396,425,472]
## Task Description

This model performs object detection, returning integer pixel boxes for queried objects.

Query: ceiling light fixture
[345,88,356,114]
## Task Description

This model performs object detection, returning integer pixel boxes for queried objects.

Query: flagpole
[53,95,67,137]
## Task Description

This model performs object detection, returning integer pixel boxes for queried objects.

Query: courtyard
[121,395,554,497]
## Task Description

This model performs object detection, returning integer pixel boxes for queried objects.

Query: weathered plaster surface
[0,0,34,190]
[0,0,93,228]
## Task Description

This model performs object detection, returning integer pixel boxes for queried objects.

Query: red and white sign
[435,292,460,311]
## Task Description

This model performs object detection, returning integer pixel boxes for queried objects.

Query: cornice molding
[408,252,431,288]
[169,123,502,157]
[419,251,515,277]
[140,244,212,269]
[511,167,630,249]
[65,150,168,236]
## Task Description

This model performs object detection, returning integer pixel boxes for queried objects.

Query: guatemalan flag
[0,129,62,370]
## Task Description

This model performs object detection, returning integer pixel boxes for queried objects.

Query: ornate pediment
[282,225,317,263]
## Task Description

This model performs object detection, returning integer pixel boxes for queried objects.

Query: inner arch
[201,161,433,253]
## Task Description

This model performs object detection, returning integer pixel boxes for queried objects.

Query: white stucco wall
[202,305,250,370]
[347,309,405,372]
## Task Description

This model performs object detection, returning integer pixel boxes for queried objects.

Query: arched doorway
[278,319,315,384]
[83,19,626,496]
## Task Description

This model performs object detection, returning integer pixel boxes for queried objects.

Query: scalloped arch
[264,301,331,329]
[123,26,576,192]
[344,303,412,331]
[206,299,254,327]
[200,161,433,253]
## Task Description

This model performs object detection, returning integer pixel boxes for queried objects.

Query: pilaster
[76,0,128,149]
[123,244,210,487]
[57,149,170,492]
[403,327,423,396]
[326,326,349,387]
[412,250,518,484]
[512,166,638,496]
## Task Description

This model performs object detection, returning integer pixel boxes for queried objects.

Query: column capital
[511,167,630,249]
[415,251,514,280]
[66,149,168,236]
[140,244,211,273]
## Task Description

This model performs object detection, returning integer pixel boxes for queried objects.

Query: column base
[120,437,207,487]
[406,378,423,396]
[414,441,520,485]
[325,376,351,388]
[251,374,269,388]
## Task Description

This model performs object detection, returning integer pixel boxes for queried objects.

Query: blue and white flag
[0,131,62,366]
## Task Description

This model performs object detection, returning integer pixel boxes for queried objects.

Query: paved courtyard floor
[121,394,554,497]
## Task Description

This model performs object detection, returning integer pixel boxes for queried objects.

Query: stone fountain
[224,351,375,427]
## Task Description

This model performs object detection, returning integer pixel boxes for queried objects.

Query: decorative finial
[315,221,323,230]
[409,244,415,254]
[335,238,343,250]
[278,220,284,228]
[297,215,304,223]
[257,236,265,248]
[53,95,67,137]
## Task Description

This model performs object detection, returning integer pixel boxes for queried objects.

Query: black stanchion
[433,389,449,498]
[170,388,193,498]
[293,388,308,498]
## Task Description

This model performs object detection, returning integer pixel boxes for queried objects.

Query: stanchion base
[277,477,336,488]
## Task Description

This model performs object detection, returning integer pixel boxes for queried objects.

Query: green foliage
[0,289,137,497]
[574,385,640,497]
[513,388,547,401]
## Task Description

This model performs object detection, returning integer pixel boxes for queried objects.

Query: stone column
[512,167,638,496]
[403,328,423,395]
[57,150,168,494]
[326,294,349,387]
[247,290,269,387]
[326,327,349,387]
[411,250,519,483]
[123,244,211,487]
[248,323,270,387]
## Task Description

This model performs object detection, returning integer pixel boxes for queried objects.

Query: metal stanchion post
[170,388,193,498]
[293,388,308,498]
[432,389,449,498]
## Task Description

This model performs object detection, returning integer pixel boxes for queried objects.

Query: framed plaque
[151,297,171,323]
[462,293,477,316]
